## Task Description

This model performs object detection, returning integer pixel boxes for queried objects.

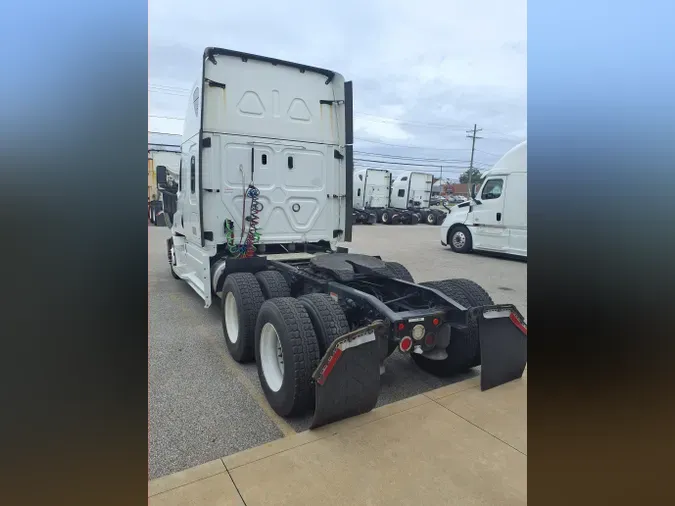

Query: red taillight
[432,318,440,326]
[425,333,435,346]
[397,322,405,331]
[399,336,413,352]
[509,313,527,336]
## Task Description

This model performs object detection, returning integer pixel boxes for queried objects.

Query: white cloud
[148,0,526,167]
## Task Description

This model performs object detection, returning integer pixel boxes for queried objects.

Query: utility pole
[466,124,483,195]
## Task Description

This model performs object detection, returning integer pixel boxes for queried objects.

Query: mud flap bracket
[309,321,385,429]
[471,305,528,391]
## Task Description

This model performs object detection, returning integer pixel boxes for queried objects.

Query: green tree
[459,167,483,185]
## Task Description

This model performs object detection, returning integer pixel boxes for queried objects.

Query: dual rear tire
[255,294,349,417]
[220,271,349,417]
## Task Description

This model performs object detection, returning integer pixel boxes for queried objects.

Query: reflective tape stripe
[509,313,528,336]
[316,331,376,385]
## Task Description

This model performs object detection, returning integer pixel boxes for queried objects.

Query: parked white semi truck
[353,169,429,225]
[440,141,527,257]
[388,171,446,225]
[351,168,391,224]
[157,47,527,428]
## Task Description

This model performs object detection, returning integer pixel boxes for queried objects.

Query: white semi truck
[351,168,390,224]
[389,171,447,225]
[440,141,527,257]
[157,47,527,428]
[353,169,430,225]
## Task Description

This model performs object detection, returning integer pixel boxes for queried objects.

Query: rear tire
[254,298,321,417]
[440,279,494,367]
[381,210,391,224]
[449,225,472,253]
[412,280,477,376]
[426,212,437,225]
[298,293,349,355]
[221,273,265,363]
[444,279,494,306]
[385,261,415,283]
[255,270,291,300]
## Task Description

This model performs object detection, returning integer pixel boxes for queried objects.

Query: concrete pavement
[148,373,527,505]
[149,223,527,479]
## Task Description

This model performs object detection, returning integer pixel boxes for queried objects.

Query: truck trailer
[158,47,527,428]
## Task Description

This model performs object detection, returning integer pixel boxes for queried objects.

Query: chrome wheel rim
[225,293,239,343]
[452,231,466,249]
[260,322,284,392]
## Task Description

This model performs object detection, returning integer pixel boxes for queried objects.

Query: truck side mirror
[156,165,167,186]
[471,185,477,199]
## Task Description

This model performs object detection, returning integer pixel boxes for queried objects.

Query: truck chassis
[417,207,447,226]
[375,207,420,225]
[168,240,528,428]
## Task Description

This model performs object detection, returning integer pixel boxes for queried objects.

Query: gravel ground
[148,222,527,479]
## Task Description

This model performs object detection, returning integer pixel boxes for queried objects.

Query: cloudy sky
[149,0,526,181]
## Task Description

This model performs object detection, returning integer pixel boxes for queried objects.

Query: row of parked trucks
[352,169,448,226]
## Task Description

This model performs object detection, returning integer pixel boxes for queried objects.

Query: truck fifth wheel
[158,47,528,429]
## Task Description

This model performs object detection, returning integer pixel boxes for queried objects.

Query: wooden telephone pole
[466,124,483,194]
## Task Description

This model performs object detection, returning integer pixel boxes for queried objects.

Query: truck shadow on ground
[448,249,527,264]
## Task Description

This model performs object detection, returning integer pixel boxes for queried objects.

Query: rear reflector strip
[509,313,528,336]
[316,348,342,386]
[316,331,376,385]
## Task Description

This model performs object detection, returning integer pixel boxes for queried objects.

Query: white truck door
[470,176,509,252]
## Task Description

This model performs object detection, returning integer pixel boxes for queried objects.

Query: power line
[148,112,521,147]
[354,150,470,164]
[355,112,469,132]
[474,148,503,157]
[354,157,470,169]
[355,137,471,151]
[354,164,465,174]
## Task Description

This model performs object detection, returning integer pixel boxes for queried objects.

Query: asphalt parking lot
[148,223,527,479]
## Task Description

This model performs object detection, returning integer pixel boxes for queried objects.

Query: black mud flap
[309,321,385,429]
[470,305,528,391]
